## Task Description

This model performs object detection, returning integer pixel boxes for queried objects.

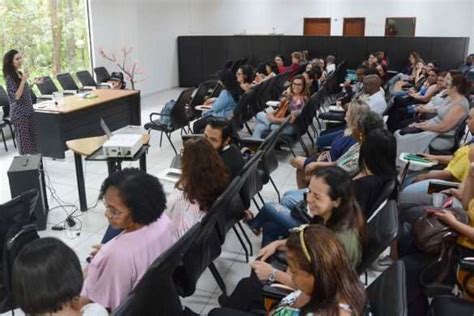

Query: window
[0,0,92,87]
[385,18,416,37]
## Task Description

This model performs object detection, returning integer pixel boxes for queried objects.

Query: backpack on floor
[159,99,176,128]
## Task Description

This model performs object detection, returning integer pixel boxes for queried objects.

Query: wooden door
[343,18,365,37]
[304,18,331,36]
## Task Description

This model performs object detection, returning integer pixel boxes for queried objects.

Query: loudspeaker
[7,155,49,231]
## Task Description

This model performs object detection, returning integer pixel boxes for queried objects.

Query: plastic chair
[145,88,195,154]
[366,261,408,316]
[56,73,80,91]
[357,200,399,275]
[366,179,397,222]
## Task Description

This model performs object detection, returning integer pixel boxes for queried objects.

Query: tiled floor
[0,88,311,314]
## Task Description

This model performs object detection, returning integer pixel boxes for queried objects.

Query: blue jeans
[247,202,304,246]
[252,112,295,139]
[315,127,345,149]
[281,189,305,210]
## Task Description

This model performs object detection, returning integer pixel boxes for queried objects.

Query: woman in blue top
[193,69,240,133]
[3,49,42,155]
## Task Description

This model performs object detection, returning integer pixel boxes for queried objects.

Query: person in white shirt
[325,55,336,74]
[361,74,387,114]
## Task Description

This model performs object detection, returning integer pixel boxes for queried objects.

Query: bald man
[362,74,387,114]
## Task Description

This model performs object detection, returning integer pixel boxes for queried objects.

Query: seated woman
[193,69,241,133]
[286,52,303,79]
[237,64,254,92]
[210,225,367,316]
[252,75,308,139]
[395,75,470,157]
[303,68,321,95]
[167,138,230,237]
[387,68,440,132]
[413,71,450,117]
[220,167,367,312]
[375,63,388,86]
[387,52,423,92]
[274,55,286,74]
[249,128,395,245]
[12,238,108,315]
[81,168,177,310]
[264,61,279,79]
[398,147,474,315]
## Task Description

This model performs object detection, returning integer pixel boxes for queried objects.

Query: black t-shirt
[354,175,385,216]
[219,144,245,179]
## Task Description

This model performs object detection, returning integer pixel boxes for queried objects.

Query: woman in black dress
[3,49,41,155]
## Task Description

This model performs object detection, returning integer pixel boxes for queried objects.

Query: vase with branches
[99,47,144,89]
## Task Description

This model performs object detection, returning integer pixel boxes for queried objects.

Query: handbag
[273,99,289,119]
[399,126,423,135]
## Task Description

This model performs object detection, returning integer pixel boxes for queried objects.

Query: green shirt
[334,228,363,268]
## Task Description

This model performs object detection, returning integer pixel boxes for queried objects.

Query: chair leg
[1,129,7,151]
[299,138,309,156]
[257,192,265,205]
[159,131,163,147]
[306,131,314,145]
[236,221,253,256]
[244,122,252,135]
[232,225,249,263]
[252,197,261,211]
[268,176,281,202]
[7,123,16,148]
[208,262,227,295]
[165,132,178,155]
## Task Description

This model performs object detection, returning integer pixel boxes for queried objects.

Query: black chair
[255,76,277,111]
[429,117,468,155]
[145,88,195,155]
[274,71,292,96]
[429,295,474,315]
[0,86,15,150]
[113,224,201,315]
[76,70,97,87]
[210,82,223,98]
[357,200,399,275]
[36,76,58,96]
[232,87,259,134]
[366,260,407,316]
[188,80,218,119]
[94,66,111,83]
[366,179,397,222]
[56,73,80,91]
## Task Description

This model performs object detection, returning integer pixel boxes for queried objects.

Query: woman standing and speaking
[3,49,42,155]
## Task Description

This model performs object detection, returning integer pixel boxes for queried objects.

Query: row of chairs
[34,66,111,96]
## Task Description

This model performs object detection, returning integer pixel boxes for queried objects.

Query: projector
[102,134,142,158]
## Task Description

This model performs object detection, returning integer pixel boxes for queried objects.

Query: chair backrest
[56,73,79,91]
[366,179,397,221]
[274,71,292,96]
[357,200,399,274]
[256,76,277,110]
[113,224,201,315]
[0,86,10,118]
[366,260,407,316]
[76,70,97,86]
[94,66,110,83]
[239,151,264,209]
[188,80,217,119]
[429,294,474,315]
[232,87,259,127]
[210,82,223,98]
[170,88,194,128]
[36,76,58,95]
[453,117,468,151]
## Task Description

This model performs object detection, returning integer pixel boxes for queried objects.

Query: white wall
[89,0,474,94]
[89,0,205,95]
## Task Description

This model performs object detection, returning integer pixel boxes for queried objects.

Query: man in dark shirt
[204,118,245,179]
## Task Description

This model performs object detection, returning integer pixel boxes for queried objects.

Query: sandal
[243,209,262,236]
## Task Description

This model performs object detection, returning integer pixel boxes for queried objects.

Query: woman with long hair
[193,68,241,133]
[252,74,309,139]
[3,49,42,154]
[168,137,230,236]
[211,225,367,315]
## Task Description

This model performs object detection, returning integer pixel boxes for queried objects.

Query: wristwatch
[268,268,277,283]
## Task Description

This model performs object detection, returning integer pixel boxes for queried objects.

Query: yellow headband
[291,224,311,263]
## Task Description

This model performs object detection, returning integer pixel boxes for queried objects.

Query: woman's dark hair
[3,49,20,85]
[217,69,240,102]
[238,64,254,84]
[287,225,367,315]
[451,74,470,96]
[177,138,230,211]
[359,128,397,179]
[264,61,279,75]
[409,52,422,64]
[304,69,316,81]
[12,238,83,314]
[311,167,367,249]
[355,111,385,137]
[99,168,167,225]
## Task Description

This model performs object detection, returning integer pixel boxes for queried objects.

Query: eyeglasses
[103,203,129,218]
[236,72,243,75]
[289,224,311,263]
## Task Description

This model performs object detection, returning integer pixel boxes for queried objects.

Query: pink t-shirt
[81,214,177,310]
